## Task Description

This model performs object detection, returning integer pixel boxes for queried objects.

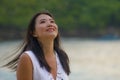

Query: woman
[4,11,70,80]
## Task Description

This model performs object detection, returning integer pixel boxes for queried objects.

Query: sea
[0,38,120,80]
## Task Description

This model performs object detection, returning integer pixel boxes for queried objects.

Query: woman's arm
[17,53,33,80]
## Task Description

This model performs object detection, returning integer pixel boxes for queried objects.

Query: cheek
[56,25,58,33]
[34,25,44,36]
[55,24,58,30]
[36,23,46,30]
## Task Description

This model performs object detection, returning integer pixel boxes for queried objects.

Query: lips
[46,28,55,32]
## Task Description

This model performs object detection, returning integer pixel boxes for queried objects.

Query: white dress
[25,50,69,80]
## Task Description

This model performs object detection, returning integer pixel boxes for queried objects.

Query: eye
[50,20,55,23]
[40,20,46,24]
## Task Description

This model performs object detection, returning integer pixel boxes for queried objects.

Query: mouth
[46,28,55,32]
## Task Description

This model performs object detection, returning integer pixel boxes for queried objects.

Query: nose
[47,21,53,27]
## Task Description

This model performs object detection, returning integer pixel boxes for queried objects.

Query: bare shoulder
[18,53,32,67]
[17,53,33,70]
[17,53,33,80]
[19,53,31,62]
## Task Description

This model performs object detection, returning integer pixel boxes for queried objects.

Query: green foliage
[0,0,120,31]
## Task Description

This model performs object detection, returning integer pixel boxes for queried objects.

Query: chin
[46,34,57,39]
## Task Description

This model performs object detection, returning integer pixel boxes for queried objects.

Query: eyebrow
[39,18,54,21]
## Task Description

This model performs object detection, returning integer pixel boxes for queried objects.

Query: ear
[32,31,38,37]
[33,34,37,37]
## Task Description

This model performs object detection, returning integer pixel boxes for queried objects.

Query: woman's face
[33,14,58,41]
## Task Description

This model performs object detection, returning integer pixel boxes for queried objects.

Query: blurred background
[0,0,120,80]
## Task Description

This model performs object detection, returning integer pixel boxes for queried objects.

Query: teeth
[47,28,54,32]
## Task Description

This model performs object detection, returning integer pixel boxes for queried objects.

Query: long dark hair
[3,11,70,75]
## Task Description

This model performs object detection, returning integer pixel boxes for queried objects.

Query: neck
[38,39,55,56]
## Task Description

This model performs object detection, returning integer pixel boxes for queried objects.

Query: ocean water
[0,39,120,80]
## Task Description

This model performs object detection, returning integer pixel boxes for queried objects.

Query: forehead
[36,14,53,21]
